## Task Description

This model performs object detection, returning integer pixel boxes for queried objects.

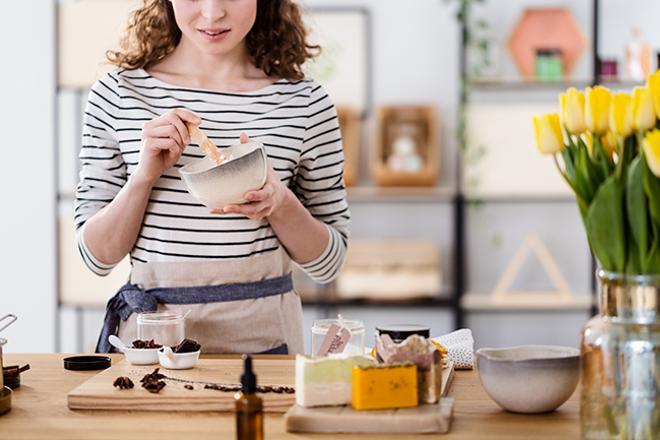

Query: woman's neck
[149,36,268,90]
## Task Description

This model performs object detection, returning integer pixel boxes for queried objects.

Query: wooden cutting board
[67,358,295,413]
[284,362,455,434]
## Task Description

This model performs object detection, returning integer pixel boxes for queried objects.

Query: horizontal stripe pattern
[77,226,115,277]
[74,69,349,282]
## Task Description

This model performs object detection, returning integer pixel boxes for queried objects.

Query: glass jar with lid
[136,311,185,347]
[311,315,365,356]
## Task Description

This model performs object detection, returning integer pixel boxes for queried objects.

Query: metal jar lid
[376,324,430,341]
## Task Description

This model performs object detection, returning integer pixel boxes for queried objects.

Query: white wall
[0,0,56,352]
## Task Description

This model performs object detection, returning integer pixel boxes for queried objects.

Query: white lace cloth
[433,328,474,370]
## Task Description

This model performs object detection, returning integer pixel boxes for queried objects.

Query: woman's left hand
[211,133,290,220]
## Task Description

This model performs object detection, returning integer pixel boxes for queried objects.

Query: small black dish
[3,374,19,389]
[63,356,111,371]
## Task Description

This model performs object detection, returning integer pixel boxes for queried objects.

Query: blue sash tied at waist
[95,273,294,353]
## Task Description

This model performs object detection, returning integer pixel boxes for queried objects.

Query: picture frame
[372,105,440,187]
[507,7,586,79]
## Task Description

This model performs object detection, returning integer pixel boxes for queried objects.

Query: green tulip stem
[554,153,583,204]
[564,127,577,149]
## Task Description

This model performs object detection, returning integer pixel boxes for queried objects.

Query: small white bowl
[179,140,267,210]
[476,345,579,414]
[107,335,159,366]
[122,347,160,366]
[157,346,200,370]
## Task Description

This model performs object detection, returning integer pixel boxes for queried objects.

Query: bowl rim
[123,346,161,353]
[157,348,201,357]
[476,344,579,362]
[179,141,265,177]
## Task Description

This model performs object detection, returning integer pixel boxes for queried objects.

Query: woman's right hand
[134,109,202,185]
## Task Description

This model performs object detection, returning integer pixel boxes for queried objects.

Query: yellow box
[351,363,418,410]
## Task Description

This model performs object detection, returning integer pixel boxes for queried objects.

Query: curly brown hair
[107,0,319,80]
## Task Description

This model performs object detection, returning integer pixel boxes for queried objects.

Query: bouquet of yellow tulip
[534,72,660,274]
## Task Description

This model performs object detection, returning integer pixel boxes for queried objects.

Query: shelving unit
[303,182,458,325]
[53,0,631,351]
[459,0,609,317]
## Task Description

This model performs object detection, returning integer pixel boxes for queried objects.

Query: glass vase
[580,270,660,440]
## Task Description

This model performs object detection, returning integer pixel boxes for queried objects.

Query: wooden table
[1,354,579,439]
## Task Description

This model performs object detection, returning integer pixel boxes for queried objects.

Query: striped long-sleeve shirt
[74,69,349,284]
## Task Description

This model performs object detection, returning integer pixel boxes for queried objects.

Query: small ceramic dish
[179,140,267,210]
[158,346,200,370]
[0,386,11,416]
[123,347,160,366]
[108,335,159,366]
[476,345,579,414]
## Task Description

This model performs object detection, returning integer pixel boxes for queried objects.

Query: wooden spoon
[185,122,226,165]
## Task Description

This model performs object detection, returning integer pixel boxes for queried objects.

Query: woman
[75,0,349,354]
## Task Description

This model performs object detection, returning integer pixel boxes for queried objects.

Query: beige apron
[117,248,304,354]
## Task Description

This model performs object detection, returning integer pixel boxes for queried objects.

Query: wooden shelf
[302,296,454,308]
[347,186,455,203]
[461,292,593,312]
[471,78,644,91]
[299,285,454,308]
[465,193,576,204]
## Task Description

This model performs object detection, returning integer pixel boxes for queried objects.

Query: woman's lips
[198,29,231,42]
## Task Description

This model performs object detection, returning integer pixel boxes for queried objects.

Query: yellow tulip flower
[586,86,611,134]
[601,131,616,158]
[533,113,564,154]
[632,86,656,132]
[643,129,660,177]
[609,92,633,137]
[647,70,660,119]
[559,87,586,134]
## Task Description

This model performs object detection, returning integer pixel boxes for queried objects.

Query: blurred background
[1,0,658,353]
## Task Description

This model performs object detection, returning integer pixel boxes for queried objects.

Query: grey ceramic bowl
[476,345,579,414]
[179,140,267,209]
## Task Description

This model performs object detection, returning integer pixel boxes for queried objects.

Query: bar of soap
[295,355,376,407]
[351,363,418,410]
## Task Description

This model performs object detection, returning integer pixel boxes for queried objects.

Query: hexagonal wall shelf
[508,7,586,79]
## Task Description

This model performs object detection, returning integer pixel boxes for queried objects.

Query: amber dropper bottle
[235,354,263,440]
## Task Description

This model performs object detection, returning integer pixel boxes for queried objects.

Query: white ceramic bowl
[157,347,200,370]
[476,345,579,414]
[122,347,160,366]
[179,140,268,209]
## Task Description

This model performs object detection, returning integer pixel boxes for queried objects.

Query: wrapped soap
[295,354,375,408]
[376,333,443,404]
[351,362,418,410]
